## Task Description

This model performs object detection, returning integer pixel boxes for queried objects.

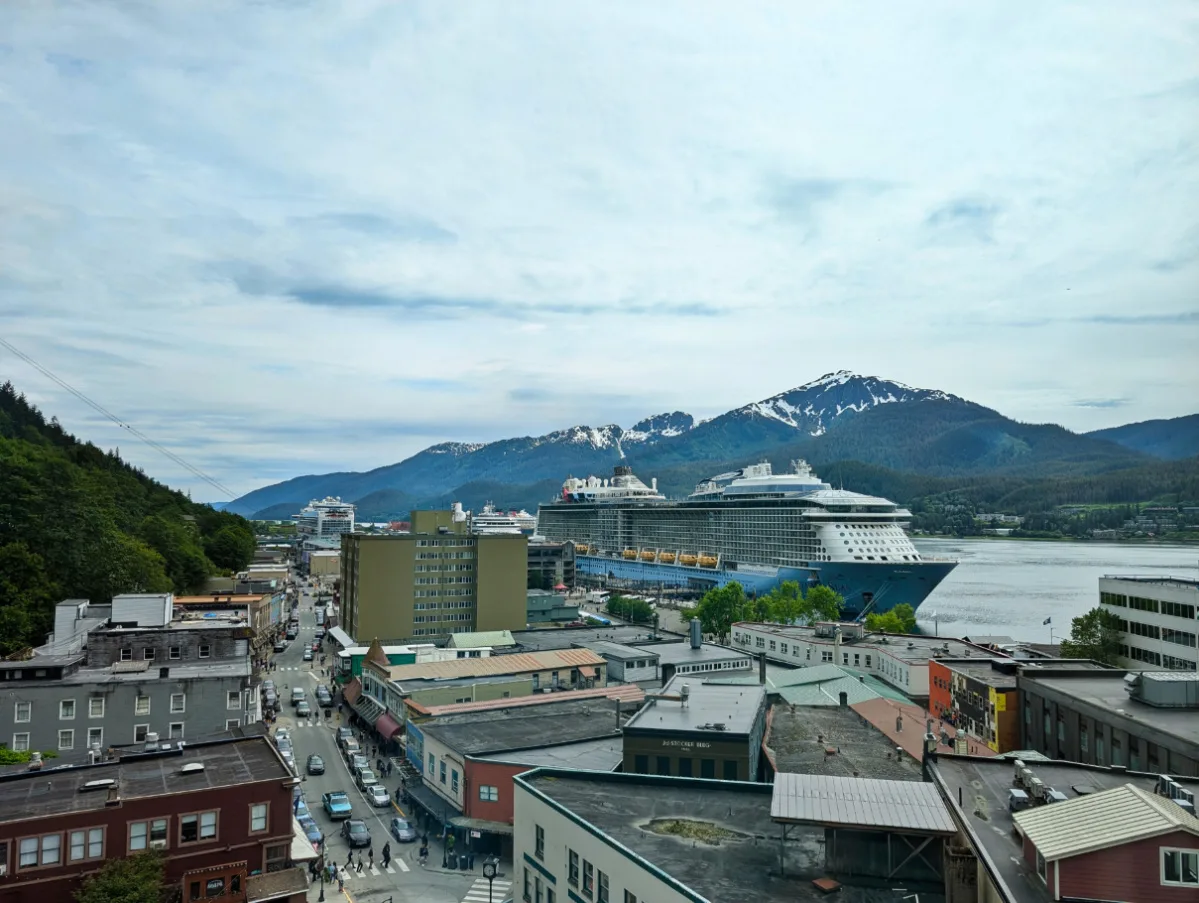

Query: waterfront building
[292,496,355,538]
[1018,666,1199,776]
[731,620,996,698]
[1099,576,1199,671]
[641,624,753,683]
[527,539,575,590]
[621,675,767,781]
[0,734,307,903]
[339,509,527,642]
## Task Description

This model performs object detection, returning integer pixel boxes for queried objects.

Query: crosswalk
[335,858,411,882]
[463,876,513,902]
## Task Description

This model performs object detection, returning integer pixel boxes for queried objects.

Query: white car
[367,784,391,807]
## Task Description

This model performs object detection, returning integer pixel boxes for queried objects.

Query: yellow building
[340,510,527,642]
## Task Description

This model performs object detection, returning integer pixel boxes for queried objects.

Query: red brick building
[0,735,307,903]
[1013,782,1199,902]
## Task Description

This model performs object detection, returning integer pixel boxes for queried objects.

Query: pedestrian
[356,854,363,874]
[345,849,353,869]
[395,785,402,803]
[337,876,344,893]
[368,847,374,868]
[382,842,391,869]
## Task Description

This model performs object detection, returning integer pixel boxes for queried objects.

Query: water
[912,538,1199,642]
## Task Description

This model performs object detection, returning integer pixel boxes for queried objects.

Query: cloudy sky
[2,1,1197,500]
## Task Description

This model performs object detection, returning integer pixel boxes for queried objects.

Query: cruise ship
[536,461,957,617]
[454,502,539,535]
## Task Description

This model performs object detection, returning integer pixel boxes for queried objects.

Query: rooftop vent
[180,762,205,775]
[80,778,118,792]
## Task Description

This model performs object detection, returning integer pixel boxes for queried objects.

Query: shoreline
[915,533,1199,546]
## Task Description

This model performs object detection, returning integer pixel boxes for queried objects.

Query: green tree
[1059,606,1123,666]
[865,603,917,634]
[204,524,256,572]
[692,582,749,643]
[605,595,655,624]
[764,580,804,624]
[799,585,845,623]
[75,850,164,903]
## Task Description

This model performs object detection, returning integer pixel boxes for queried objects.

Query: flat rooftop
[738,622,996,665]
[520,770,916,903]
[406,684,645,718]
[1023,673,1199,745]
[0,736,291,824]
[937,659,1018,688]
[474,736,624,771]
[584,640,657,661]
[933,755,1199,903]
[510,626,677,652]
[7,660,250,687]
[624,676,765,737]
[384,648,604,681]
[421,705,625,756]
[645,640,752,667]
[1101,575,1199,590]
[765,702,924,781]
[392,673,532,694]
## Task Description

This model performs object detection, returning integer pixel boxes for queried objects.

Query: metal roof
[447,630,516,649]
[385,648,605,681]
[770,773,957,835]
[1013,783,1199,861]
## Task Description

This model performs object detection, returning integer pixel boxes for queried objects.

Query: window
[170,693,186,714]
[120,648,133,662]
[1163,848,1199,885]
[135,696,151,716]
[250,803,268,833]
[428,753,435,773]
[523,867,532,903]
[452,769,459,794]
[20,834,61,869]
[568,849,579,886]
[1035,849,1046,883]
[143,647,155,661]
[478,785,499,802]
[535,824,545,860]
[58,729,74,751]
[88,727,103,750]
[60,699,76,720]
[624,893,638,903]
[633,754,648,773]
[134,724,149,743]
[227,691,241,710]
[129,819,168,852]
[169,646,182,660]
[225,719,240,731]
[597,870,609,903]
[723,759,738,780]
[89,697,104,718]
[14,701,30,723]
[199,644,211,659]
[180,811,217,843]
[169,722,184,740]
[439,761,447,785]
[655,756,670,776]
[678,757,693,777]
[70,828,103,861]
[205,878,225,898]
[12,732,30,751]
[701,758,715,778]
[583,860,594,897]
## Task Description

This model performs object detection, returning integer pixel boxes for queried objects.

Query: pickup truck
[322,791,353,820]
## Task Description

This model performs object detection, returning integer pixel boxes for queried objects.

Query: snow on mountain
[739,371,960,436]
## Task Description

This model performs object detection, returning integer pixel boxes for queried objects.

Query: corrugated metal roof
[411,684,644,717]
[1013,783,1199,860]
[776,676,880,708]
[387,648,605,682]
[770,773,956,834]
[448,630,516,649]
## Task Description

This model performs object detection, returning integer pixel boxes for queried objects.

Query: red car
[311,641,321,652]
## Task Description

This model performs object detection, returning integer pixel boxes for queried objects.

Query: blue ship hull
[575,554,956,616]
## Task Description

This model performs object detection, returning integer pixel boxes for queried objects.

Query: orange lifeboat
[680,554,698,566]
[640,550,657,562]
[658,551,677,564]
[622,549,638,560]
[698,555,718,568]
[575,544,589,554]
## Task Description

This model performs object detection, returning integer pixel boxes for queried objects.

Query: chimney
[896,714,903,733]
[834,626,843,664]
[922,719,938,782]
[689,618,702,650]
[838,691,848,708]
[759,652,766,685]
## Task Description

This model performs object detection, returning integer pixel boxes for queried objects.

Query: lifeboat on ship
[575,544,589,554]
[698,555,718,568]
[658,551,676,564]
[680,554,698,566]
[622,549,638,560]
[640,550,657,562]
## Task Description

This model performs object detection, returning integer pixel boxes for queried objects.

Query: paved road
[274,584,481,903]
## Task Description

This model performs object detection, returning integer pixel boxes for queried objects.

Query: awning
[553,583,567,591]
[375,712,403,739]
[290,819,319,862]
[342,678,362,705]
[403,780,461,824]
[579,666,597,678]
[450,815,514,836]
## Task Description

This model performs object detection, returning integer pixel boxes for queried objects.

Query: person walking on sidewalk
[382,841,391,869]
[356,854,363,874]
[345,849,353,869]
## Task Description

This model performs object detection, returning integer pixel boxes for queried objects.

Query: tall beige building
[340,510,527,642]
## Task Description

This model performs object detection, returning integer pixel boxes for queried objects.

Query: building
[932,752,1199,903]
[306,550,340,577]
[525,590,580,625]
[292,496,355,538]
[640,626,753,683]
[446,630,517,651]
[174,594,277,661]
[584,640,659,683]
[0,734,307,903]
[1100,576,1199,671]
[509,625,674,652]
[513,769,958,903]
[622,675,767,781]
[403,698,632,854]
[732,620,999,697]
[339,510,527,642]
[527,540,575,590]
[1018,667,1199,776]
[1,595,257,756]
[928,657,1021,753]
[403,684,645,724]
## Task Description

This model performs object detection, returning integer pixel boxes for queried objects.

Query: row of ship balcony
[575,545,721,568]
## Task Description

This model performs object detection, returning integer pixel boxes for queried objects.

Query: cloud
[1,0,1196,496]
[1072,398,1131,409]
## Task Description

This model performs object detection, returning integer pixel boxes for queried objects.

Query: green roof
[707,663,887,707]
[446,630,516,649]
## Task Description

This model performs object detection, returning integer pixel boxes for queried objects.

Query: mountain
[1086,414,1199,461]
[228,371,1155,518]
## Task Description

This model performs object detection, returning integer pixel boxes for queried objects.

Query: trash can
[459,853,469,870]
[468,851,476,870]
[446,853,457,870]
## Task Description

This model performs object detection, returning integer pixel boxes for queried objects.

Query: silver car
[367,784,391,807]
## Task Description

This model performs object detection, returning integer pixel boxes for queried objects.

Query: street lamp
[482,859,499,903]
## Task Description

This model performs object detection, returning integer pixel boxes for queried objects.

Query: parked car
[314,628,326,640]
[322,791,352,820]
[355,767,379,791]
[367,784,391,807]
[337,727,354,746]
[341,819,371,848]
[296,700,312,717]
[390,817,417,843]
[306,754,325,776]
[316,689,334,708]
[273,727,289,743]
[311,641,321,652]
[262,679,275,694]
[302,649,313,662]
[263,690,278,710]
[290,687,306,706]
[294,796,310,819]
[342,739,361,760]
[349,753,369,772]
[273,640,287,653]
[298,815,323,850]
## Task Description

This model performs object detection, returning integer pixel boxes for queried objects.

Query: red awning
[579,666,597,679]
[554,583,567,591]
[375,712,403,739]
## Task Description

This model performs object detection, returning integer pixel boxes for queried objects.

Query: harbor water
[912,538,1199,642]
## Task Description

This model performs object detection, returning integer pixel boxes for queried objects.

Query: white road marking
[396,859,409,873]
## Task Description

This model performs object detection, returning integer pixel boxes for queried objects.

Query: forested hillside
[0,383,258,655]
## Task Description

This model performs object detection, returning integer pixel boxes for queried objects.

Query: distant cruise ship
[456,502,538,536]
[536,461,957,616]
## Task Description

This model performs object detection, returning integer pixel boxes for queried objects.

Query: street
[276,585,504,903]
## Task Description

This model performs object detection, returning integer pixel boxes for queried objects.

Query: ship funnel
[689,618,702,650]
[651,478,658,492]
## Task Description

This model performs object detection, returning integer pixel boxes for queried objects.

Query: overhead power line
[0,336,237,500]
